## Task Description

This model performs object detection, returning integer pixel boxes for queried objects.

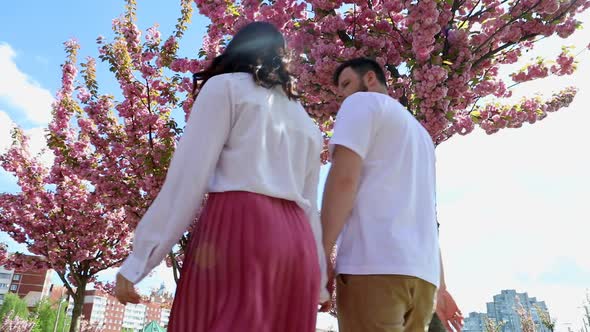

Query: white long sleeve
[119,76,231,284]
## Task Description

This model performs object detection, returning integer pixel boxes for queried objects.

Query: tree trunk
[69,279,88,332]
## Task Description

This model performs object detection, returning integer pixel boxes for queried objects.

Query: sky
[1,2,589,331]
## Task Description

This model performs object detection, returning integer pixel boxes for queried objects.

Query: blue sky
[1,2,589,331]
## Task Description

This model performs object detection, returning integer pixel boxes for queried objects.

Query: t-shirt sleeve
[328,93,375,160]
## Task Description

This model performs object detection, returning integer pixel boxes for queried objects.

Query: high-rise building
[463,289,552,332]
[464,312,488,332]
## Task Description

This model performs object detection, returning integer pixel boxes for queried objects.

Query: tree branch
[458,0,482,29]
[168,251,181,284]
[473,0,577,66]
[468,96,483,114]
[463,0,510,26]
[56,270,76,297]
[387,12,410,45]
[504,46,586,90]
[467,65,495,113]
[337,30,352,45]
[473,33,538,68]
[352,4,357,41]
[548,0,580,23]
[384,64,409,108]
[473,0,537,55]
[145,79,155,152]
[94,257,125,272]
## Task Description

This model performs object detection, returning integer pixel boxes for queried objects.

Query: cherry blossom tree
[79,320,104,332]
[0,314,36,332]
[191,0,588,150]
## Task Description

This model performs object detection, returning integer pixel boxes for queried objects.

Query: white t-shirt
[329,92,440,288]
[119,73,328,301]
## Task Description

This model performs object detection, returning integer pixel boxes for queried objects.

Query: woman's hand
[115,273,141,305]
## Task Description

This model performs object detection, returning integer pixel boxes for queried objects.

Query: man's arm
[321,94,373,254]
[439,248,446,290]
[321,145,363,255]
[436,248,464,331]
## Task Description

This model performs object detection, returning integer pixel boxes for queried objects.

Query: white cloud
[0,110,53,172]
[0,110,17,153]
[94,262,177,295]
[140,262,178,293]
[0,44,55,186]
[0,110,18,189]
[0,43,53,125]
[23,126,53,167]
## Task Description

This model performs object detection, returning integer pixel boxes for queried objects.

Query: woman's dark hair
[192,22,298,100]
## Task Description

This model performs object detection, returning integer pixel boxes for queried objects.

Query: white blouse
[118,73,328,302]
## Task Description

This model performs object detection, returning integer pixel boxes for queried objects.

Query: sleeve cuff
[328,140,366,161]
[118,254,146,284]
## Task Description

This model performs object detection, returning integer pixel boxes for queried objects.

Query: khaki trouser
[336,274,437,332]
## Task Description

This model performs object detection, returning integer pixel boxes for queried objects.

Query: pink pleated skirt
[167,191,320,332]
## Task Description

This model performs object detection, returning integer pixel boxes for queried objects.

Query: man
[320,58,462,332]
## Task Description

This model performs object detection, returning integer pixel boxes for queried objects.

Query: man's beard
[358,82,369,92]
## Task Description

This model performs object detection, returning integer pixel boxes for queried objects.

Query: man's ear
[365,71,377,87]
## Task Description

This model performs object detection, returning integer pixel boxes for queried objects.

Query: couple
[114,21,462,332]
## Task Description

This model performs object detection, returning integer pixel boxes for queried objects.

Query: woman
[114,22,328,331]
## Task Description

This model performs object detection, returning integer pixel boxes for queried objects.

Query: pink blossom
[542,0,560,14]
[77,87,91,103]
[555,18,578,38]
[0,315,35,332]
[511,62,549,83]
[551,51,576,75]
[146,24,162,45]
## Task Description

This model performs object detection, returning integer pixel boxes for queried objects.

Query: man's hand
[436,287,463,332]
[115,273,141,305]
[318,298,333,312]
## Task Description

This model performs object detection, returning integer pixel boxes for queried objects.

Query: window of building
[0,273,11,279]
[10,285,18,291]
[12,274,20,281]
[0,283,8,288]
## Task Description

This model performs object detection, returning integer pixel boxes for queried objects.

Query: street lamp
[53,296,67,332]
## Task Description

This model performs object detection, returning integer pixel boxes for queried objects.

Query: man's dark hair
[333,57,388,86]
